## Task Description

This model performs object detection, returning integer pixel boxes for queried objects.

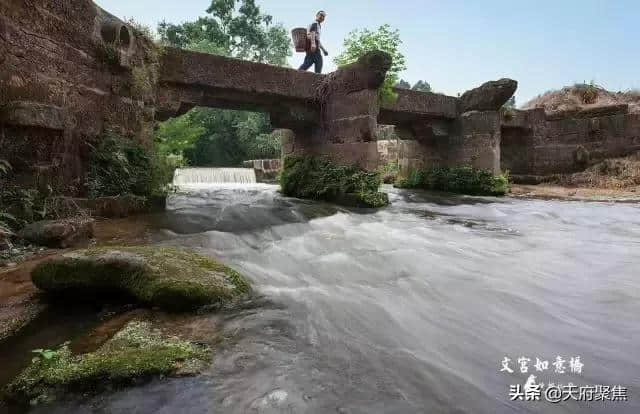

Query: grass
[395,166,511,196]
[552,152,640,189]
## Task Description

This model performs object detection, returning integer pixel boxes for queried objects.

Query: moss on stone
[279,155,389,208]
[31,246,251,311]
[4,321,210,405]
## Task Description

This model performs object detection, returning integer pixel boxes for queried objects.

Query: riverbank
[510,184,640,202]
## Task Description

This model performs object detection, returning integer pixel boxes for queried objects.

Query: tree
[158,0,291,66]
[396,80,411,89]
[412,80,432,93]
[334,24,407,104]
[156,0,289,166]
[155,115,205,156]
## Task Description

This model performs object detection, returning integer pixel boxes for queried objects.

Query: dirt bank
[510,184,640,202]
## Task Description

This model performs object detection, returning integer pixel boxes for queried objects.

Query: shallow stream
[5,184,640,413]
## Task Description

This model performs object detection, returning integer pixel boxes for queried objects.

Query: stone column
[446,78,518,174]
[449,111,501,174]
[310,51,392,171]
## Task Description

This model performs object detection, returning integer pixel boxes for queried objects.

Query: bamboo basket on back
[291,28,308,53]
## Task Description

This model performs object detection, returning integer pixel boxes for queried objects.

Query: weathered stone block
[460,79,517,112]
[1,102,65,130]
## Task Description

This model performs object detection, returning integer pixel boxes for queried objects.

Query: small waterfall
[173,168,257,187]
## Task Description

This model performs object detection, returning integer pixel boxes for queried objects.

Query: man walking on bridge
[298,11,328,74]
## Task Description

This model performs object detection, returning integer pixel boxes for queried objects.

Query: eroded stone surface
[459,78,518,112]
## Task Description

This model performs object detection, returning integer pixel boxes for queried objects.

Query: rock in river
[17,217,95,248]
[31,246,252,311]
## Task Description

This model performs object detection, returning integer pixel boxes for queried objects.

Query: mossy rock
[4,321,210,405]
[31,247,251,311]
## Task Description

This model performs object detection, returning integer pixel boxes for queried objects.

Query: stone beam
[379,89,459,124]
[157,48,323,121]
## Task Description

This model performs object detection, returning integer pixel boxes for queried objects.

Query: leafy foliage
[411,80,432,92]
[177,109,280,166]
[377,161,399,184]
[395,80,411,89]
[86,133,181,198]
[156,1,289,166]
[280,156,389,208]
[87,134,152,198]
[158,0,290,66]
[95,41,120,68]
[334,24,407,104]
[395,166,511,196]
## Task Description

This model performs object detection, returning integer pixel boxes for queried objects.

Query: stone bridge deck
[157,48,460,125]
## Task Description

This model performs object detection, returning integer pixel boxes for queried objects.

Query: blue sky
[95,0,639,106]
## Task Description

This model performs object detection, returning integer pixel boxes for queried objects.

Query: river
[24,184,640,413]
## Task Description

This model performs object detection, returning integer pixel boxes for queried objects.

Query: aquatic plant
[279,155,389,208]
[395,166,511,196]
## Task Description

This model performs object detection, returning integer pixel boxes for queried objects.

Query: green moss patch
[279,156,389,208]
[31,246,251,311]
[4,321,210,405]
[395,166,511,196]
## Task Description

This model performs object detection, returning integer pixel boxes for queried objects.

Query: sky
[95,0,640,106]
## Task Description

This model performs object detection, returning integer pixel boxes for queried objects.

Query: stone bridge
[4,0,636,194]
[157,47,515,172]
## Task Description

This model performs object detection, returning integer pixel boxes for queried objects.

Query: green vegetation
[378,161,399,184]
[155,0,290,167]
[396,80,433,92]
[5,321,210,405]
[501,96,517,119]
[87,133,181,198]
[335,24,406,104]
[96,41,120,68]
[395,166,511,196]
[280,156,389,208]
[31,246,251,311]
[130,66,153,100]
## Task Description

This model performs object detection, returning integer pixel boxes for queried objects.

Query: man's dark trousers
[299,49,323,74]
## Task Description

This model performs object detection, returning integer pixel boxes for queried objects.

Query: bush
[395,166,510,196]
[377,161,399,184]
[87,134,152,198]
[279,156,389,208]
[87,133,182,198]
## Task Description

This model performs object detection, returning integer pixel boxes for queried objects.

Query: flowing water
[173,168,257,186]
[15,184,640,413]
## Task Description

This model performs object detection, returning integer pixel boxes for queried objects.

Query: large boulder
[31,246,251,311]
[18,218,95,248]
[459,78,518,112]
